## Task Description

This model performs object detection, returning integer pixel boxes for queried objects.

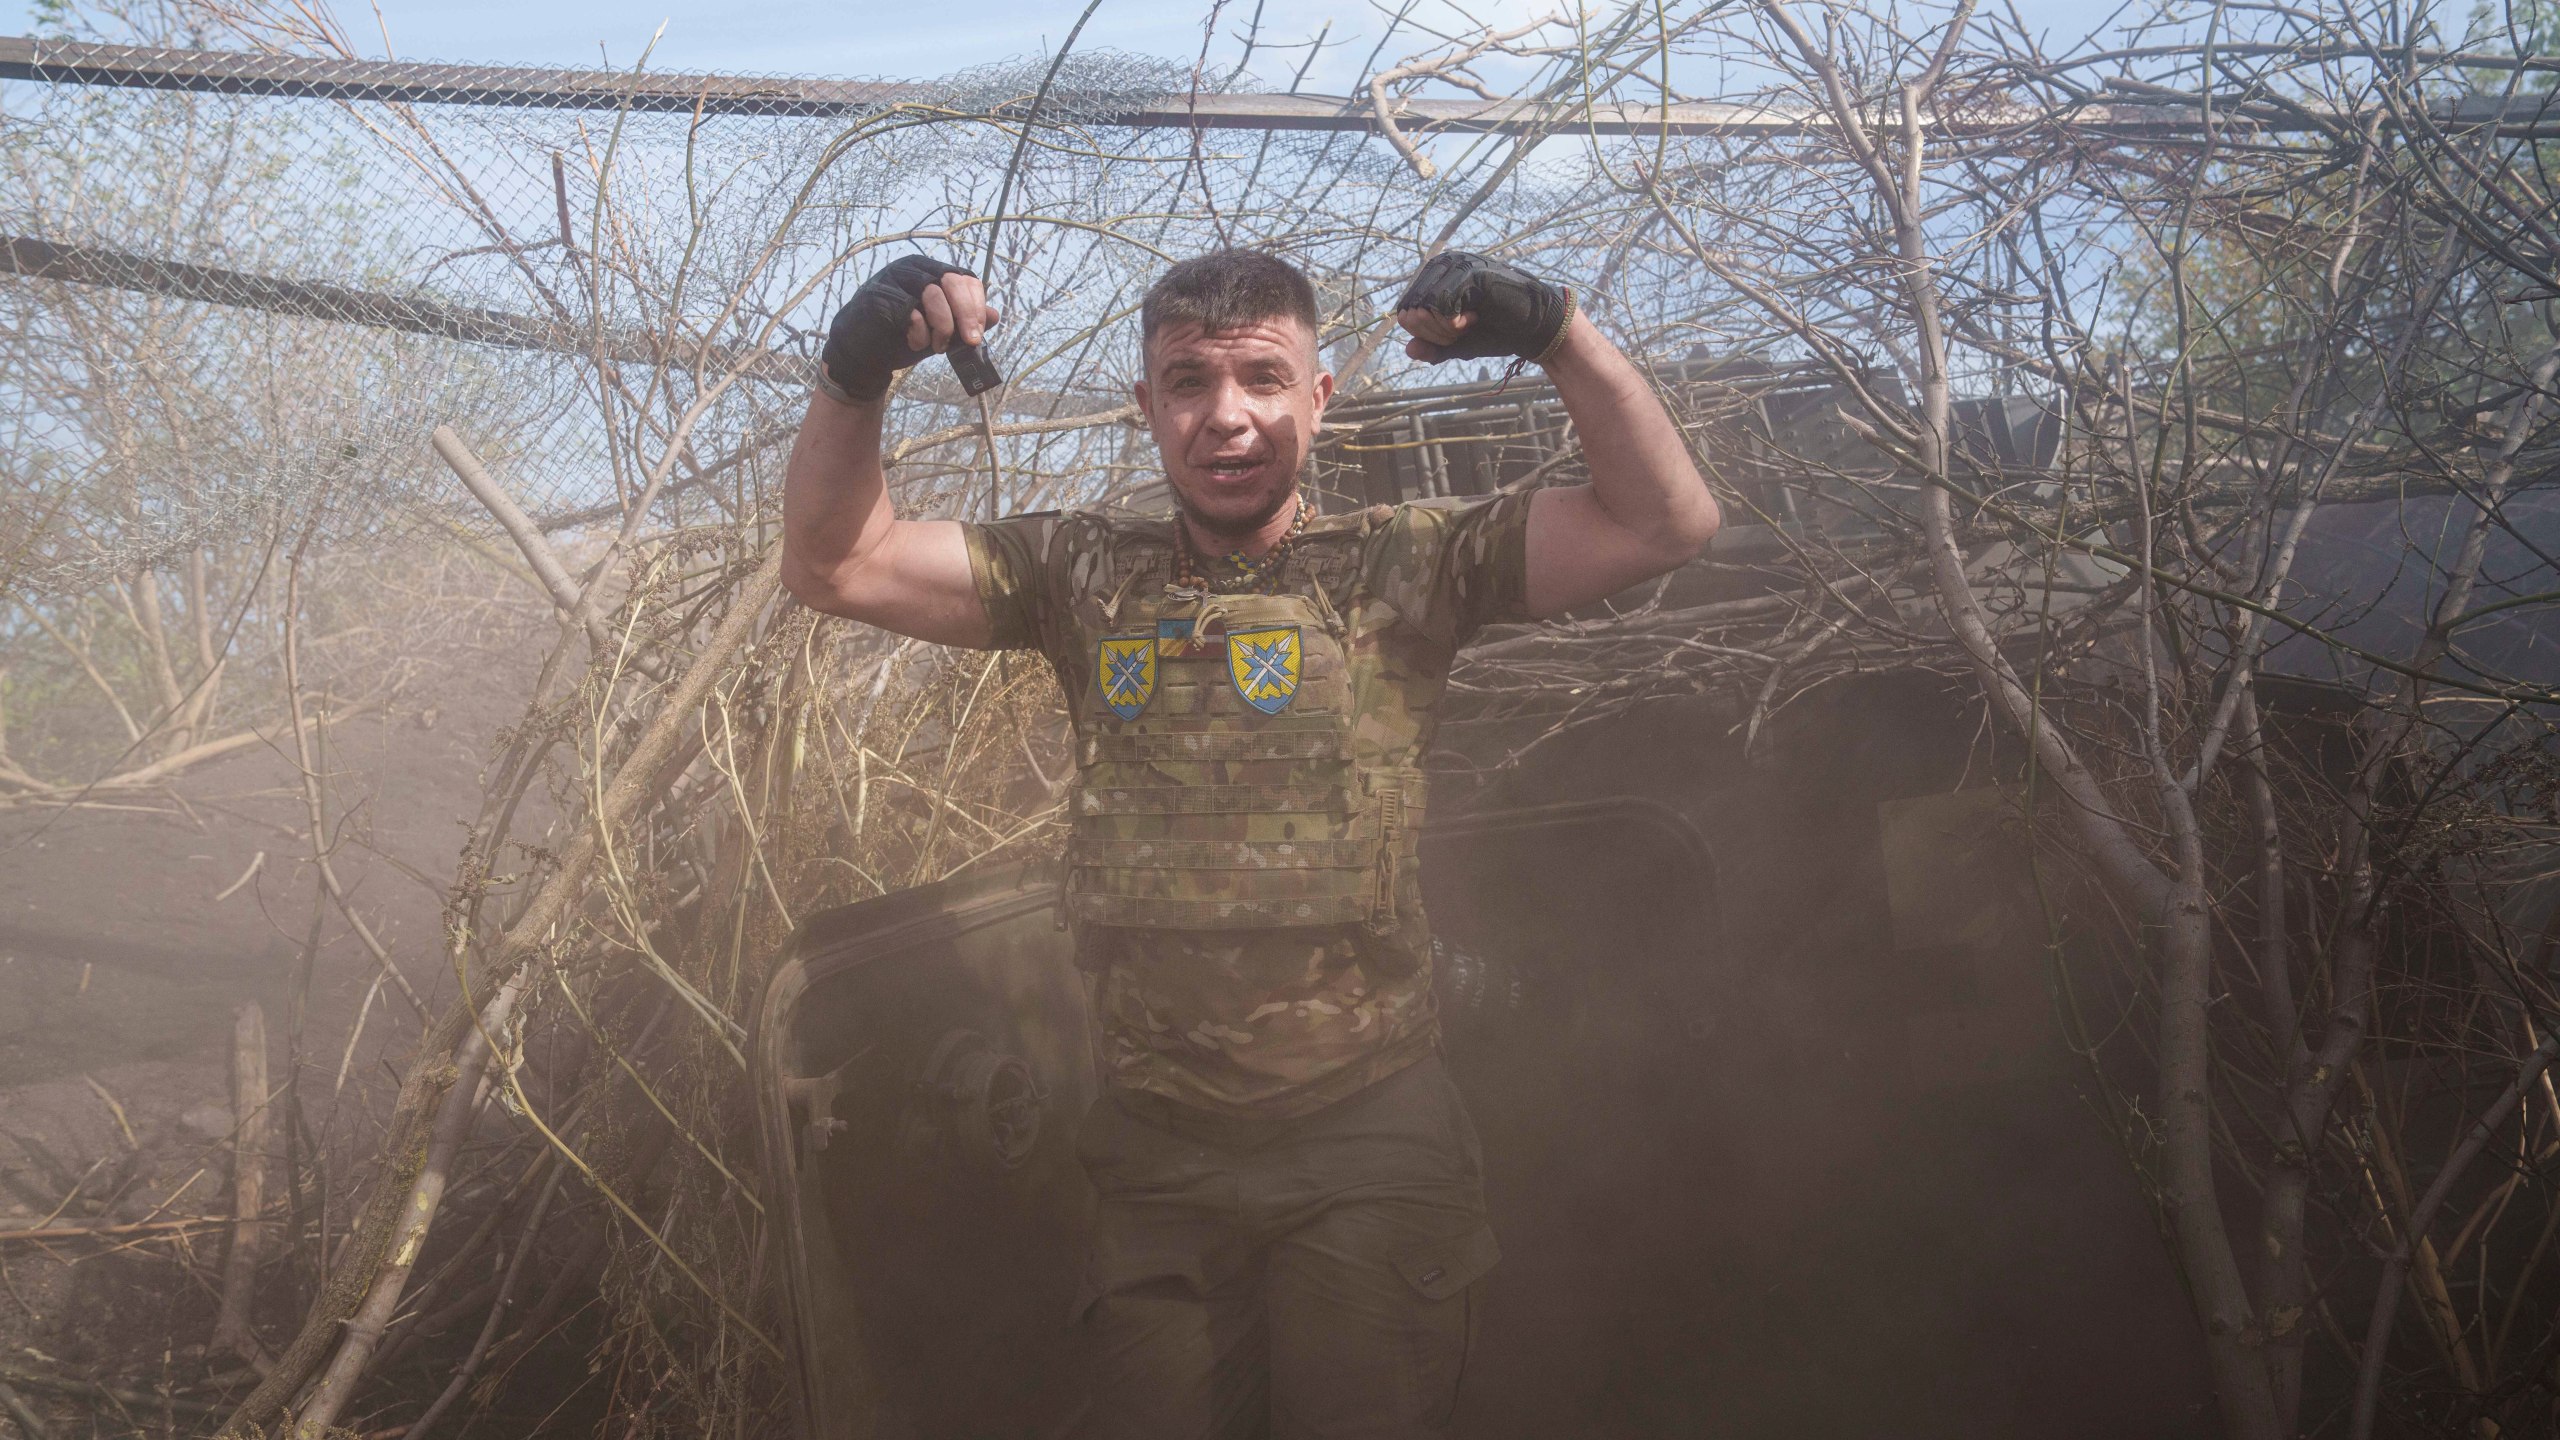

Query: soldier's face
[1136,318,1333,542]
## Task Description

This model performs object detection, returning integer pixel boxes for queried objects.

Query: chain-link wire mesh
[16,6,2552,602]
[3,0,1804,797]
[0,33,1237,597]
[2,1,2046,604]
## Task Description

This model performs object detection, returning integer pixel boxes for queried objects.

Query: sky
[0,0,2142,93]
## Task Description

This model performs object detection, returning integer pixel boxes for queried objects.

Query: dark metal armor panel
[751,802,1718,1439]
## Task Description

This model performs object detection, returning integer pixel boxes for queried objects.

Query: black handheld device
[947,341,1003,397]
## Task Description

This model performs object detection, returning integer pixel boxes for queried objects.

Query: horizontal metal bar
[0,34,2014,133]
[0,232,585,351]
[0,231,1129,419]
[0,34,1802,132]
[12,34,2556,138]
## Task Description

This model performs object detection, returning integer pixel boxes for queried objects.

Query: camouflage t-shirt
[963,493,1534,1118]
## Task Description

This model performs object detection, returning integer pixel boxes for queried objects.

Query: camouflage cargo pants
[1070,1055,1500,1440]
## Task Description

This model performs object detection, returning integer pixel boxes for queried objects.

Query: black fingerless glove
[1394,251,1575,364]
[820,255,978,402]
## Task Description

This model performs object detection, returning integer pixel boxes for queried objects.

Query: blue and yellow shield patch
[1226,627,1302,716]
[1096,635,1157,720]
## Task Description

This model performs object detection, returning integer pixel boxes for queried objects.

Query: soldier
[783,249,1716,1438]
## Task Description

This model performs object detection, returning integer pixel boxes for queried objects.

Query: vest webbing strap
[1069,891,1378,929]
[1076,784,1346,816]
[1073,837,1375,870]
[1086,729,1346,763]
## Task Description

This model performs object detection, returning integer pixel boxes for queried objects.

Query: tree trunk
[2157,872,2286,1439]
[125,567,190,754]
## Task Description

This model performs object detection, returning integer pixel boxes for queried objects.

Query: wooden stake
[210,1002,270,1366]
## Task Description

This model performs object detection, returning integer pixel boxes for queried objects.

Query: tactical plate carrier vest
[1058,510,1427,946]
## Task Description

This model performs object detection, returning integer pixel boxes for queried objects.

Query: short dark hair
[1140,250,1319,359]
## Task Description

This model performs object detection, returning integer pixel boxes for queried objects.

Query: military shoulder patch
[1096,634,1157,720]
[1226,626,1302,715]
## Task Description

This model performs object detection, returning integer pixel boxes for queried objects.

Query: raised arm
[1396,254,1719,619]
[782,258,1000,648]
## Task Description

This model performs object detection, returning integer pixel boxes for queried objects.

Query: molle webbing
[1072,837,1376,870]
[1065,574,1415,933]
[1083,728,1347,763]
[1069,892,1380,929]
[1076,784,1349,816]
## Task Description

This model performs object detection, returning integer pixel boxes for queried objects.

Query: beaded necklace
[1173,492,1308,594]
